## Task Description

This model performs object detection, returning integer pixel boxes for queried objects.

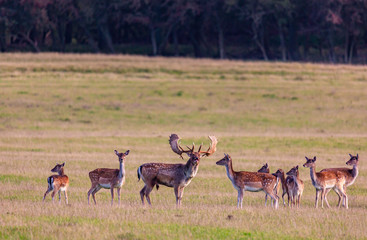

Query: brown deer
[320,154,359,208]
[286,166,304,208]
[216,154,279,209]
[273,169,288,206]
[137,134,217,206]
[258,163,269,173]
[87,150,129,206]
[257,163,273,206]
[43,162,69,204]
[303,156,348,208]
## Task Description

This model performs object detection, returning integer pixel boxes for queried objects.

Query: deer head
[303,156,316,168]
[273,169,284,178]
[258,163,269,173]
[51,162,65,173]
[346,153,359,166]
[216,153,231,166]
[114,150,130,163]
[169,134,217,165]
[286,166,299,176]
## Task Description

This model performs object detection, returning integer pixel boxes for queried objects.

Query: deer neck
[225,160,235,182]
[118,161,125,179]
[348,164,359,185]
[58,168,65,176]
[280,173,286,185]
[308,165,318,187]
[184,160,199,180]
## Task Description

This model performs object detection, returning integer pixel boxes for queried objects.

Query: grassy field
[0,53,367,239]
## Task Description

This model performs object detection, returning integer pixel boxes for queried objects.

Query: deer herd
[43,134,359,210]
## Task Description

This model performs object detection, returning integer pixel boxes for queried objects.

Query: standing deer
[303,156,348,208]
[137,134,217,206]
[320,154,359,208]
[216,154,279,209]
[257,163,273,206]
[43,162,69,204]
[87,150,129,206]
[286,166,304,208]
[258,163,269,173]
[273,169,288,206]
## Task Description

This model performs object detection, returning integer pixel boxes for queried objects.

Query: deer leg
[43,188,52,202]
[140,185,147,205]
[178,187,185,207]
[265,189,279,209]
[144,185,153,206]
[87,184,97,205]
[58,190,61,203]
[64,191,68,205]
[91,186,101,205]
[110,188,115,206]
[315,189,320,208]
[264,194,267,206]
[282,190,286,206]
[117,188,121,205]
[323,189,331,208]
[174,186,180,207]
[237,189,244,209]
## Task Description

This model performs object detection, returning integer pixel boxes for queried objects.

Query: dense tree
[1,0,367,63]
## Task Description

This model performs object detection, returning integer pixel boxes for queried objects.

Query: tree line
[1,0,367,63]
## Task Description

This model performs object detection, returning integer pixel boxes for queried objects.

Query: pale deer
[137,134,217,206]
[43,162,69,204]
[303,156,348,208]
[216,154,279,209]
[320,154,359,208]
[87,150,129,206]
[273,169,289,206]
[286,166,304,208]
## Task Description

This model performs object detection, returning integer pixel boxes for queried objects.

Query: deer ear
[125,150,130,155]
[114,150,119,155]
[349,153,353,158]
[305,156,308,160]
[265,163,268,167]
[313,156,316,162]
[356,153,359,159]
[62,162,65,166]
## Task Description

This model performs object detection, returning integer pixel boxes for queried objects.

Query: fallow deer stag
[286,166,304,208]
[273,169,289,206]
[216,154,279,209]
[87,150,129,206]
[303,156,348,208]
[320,154,359,208]
[43,162,69,204]
[137,134,217,207]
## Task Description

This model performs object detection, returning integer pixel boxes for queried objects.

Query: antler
[169,134,193,159]
[198,136,217,157]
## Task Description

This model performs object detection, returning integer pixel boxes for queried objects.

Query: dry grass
[0,53,367,239]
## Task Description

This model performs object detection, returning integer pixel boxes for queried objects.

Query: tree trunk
[19,32,40,53]
[150,24,157,56]
[0,21,6,52]
[98,23,115,53]
[278,22,286,61]
[173,27,179,56]
[215,14,225,59]
[328,28,336,63]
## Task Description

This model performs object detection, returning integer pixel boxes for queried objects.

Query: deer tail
[137,165,142,182]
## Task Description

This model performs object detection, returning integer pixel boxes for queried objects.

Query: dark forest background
[1,0,367,63]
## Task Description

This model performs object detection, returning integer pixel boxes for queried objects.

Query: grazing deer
[273,169,288,206]
[303,156,348,208]
[87,150,129,206]
[216,154,279,209]
[43,162,69,204]
[320,154,359,208]
[286,166,304,208]
[137,134,217,206]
